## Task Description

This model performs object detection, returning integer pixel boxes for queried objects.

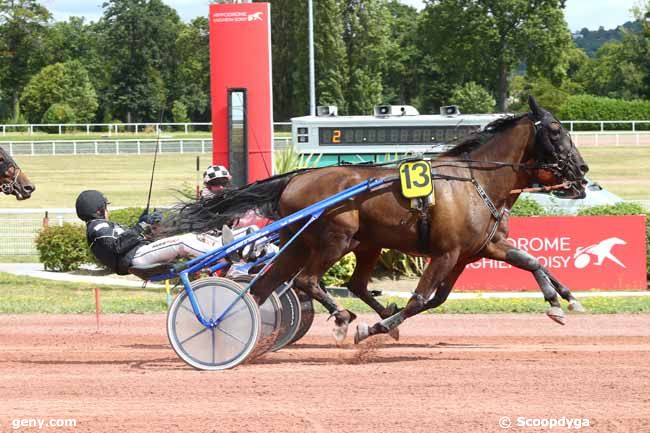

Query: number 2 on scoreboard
[332,130,341,144]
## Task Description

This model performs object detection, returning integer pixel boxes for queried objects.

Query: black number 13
[401,162,430,189]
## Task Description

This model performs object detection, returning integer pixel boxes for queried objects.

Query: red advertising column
[209,2,273,185]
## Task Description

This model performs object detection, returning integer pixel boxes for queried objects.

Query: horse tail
[161,171,298,235]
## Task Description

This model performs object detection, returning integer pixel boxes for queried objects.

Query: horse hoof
[546,307,566,325]
[568,300,585,313]
[388,326,400,341]
[332,322,348,345]
[354,323,370,344]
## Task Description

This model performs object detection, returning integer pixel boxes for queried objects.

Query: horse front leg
[482,240,583,325]
[354,249,460,344]
[348,248,401,318]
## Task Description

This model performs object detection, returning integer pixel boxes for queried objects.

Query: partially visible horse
[165,96,589,343]
[0,146,34,200]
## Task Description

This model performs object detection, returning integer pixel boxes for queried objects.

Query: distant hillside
[573,21,642,57]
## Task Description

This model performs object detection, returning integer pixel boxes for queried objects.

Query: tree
[575,41,644,100]
[314,0,347,112]
[382,1,420,105]
[0,0,51,120]
[450,82,495,113]
[174,17,210,121]
[418,0,572,112]
[341,0,392,114]
[101,0,182,122]
[19,60,98,123]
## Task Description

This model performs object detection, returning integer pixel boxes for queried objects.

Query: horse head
[527,95,588,199]
[0,146,35,200]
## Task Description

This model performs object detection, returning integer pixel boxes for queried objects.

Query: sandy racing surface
[1,313,649,432]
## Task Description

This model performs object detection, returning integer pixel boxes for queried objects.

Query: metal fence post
[180,139,184,153]
[184,123,188,134]
[30,142,34,155]
[58,124,62,135]
[86,124,90,134]
[94,141,98,154]
[137,140,141,154]
[73,141,77,155]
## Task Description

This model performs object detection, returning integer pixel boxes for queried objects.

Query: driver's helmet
[76,190,109,222]
[203,165,232,186]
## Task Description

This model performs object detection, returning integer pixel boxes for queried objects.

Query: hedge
[558,95,650,131]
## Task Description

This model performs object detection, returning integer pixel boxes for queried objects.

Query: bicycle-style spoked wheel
[232,275,282,346]
[167,277,260,371]
[271,286,302,351]
[288,290,315,345]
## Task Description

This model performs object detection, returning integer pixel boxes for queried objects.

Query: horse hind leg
[347,248,401,340]
[355,249,460,344]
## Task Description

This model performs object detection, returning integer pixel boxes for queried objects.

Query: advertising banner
[209,3,273,183]
[456,216,647,291]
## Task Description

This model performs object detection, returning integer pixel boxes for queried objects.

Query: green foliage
[171,100,189,124]
[417,0,571,111]
[509,75,575,116]
[102,0,181,122]
[110,207,145,228]
[558,95,650,130]
[322,253,356,287]
[34,223,92,272]
[20,61,98,123]
[450,82,495,113]
[174,17,210,121]
[41,103,76,126]
[378,249,426,277]
[511,196,548,216]
[0,0,51,120]
[574,21,643,57]
[273,144,322,174]
[342,0,392,114]
[575,41,644,100]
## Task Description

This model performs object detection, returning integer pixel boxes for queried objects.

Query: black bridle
[0,148,22,195]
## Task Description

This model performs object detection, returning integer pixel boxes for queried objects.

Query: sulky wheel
[167,277,260,371]
[270,285,302,351]
[233,275,282,348]
[288,290,315,345]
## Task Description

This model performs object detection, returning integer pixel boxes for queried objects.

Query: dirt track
[1,313,649,433]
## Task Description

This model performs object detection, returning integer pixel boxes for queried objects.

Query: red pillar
[209,2,274,184]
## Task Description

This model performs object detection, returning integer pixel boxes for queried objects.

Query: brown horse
[166,96,588,343]
[0,146,34,200]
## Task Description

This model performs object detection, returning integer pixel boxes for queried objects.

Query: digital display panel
[318,125,480,146]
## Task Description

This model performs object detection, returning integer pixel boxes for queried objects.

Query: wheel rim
[167,277,260,370]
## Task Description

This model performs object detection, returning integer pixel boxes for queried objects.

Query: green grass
[0,145,646,209]
[3,153,207,208]
[0,272,167,314]
[1,272,649,314]
[578,146,650,199]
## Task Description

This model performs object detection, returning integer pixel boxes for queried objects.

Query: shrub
[449,82,496,114]
[558,95,650,130]
[41,103,76,131]
[110,207,145,228]
[378,249,426,278]
[511,196,548,216]
[35,223,92,271]
[322,253,356,287]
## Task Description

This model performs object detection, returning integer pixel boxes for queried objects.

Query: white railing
[571,131,650,147]
[0,137,292,156]
[564,120,650,132]
[0,121,292,136]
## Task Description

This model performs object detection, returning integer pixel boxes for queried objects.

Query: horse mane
[442,113,529,157]
[160,170,302,235]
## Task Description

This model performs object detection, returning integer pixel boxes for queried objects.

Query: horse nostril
[23,184,35,193]
[580,164,589,174]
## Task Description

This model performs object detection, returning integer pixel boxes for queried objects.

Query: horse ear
[528,95,542,117]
